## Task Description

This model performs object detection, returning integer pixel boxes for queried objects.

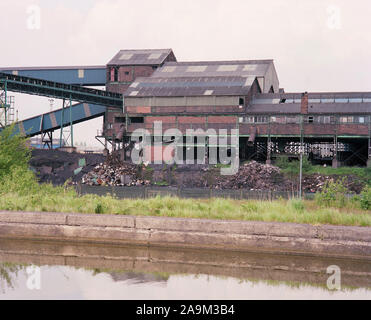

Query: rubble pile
[213,161,291,191]
[81,153,150,186]
[302,174,365,193]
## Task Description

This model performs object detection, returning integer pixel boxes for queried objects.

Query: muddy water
[0,239,370,300]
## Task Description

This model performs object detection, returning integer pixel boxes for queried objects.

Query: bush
[0,125,31,179]
[360,186,371,210]
[315,179,349,207]
[275,156,312,177]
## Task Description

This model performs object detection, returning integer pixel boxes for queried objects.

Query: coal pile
[81,152,150,186]
[213,161,291,191]
[30,149,104,185]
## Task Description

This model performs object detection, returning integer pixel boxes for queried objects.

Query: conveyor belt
[0,72,122,108]
[10,103,106,137]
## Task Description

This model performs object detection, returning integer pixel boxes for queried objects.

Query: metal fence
[77,185,316,200]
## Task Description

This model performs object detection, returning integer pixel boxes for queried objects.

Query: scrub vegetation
[276,156,371,185]
[0,126,370,227]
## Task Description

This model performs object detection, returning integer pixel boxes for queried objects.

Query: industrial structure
[1,48,370,167]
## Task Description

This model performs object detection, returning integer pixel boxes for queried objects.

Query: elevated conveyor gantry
[0,72,122,108]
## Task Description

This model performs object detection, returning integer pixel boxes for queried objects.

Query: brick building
[103,49,371,167]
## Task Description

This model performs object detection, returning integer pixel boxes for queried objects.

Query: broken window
[239,97,245,106]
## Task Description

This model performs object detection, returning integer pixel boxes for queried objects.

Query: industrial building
[1,48,370,167]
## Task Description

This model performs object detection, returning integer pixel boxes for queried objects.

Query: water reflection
[0,239,370,300]
[0,263,25,293]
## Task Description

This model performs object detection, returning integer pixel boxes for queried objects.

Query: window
[115,117,126,123]
[286,116,299,124]
[323,116,330,124]
[335,98,348,103]
[349,98,362,103]
[239,97,245,106]
[308,116,314,123]
[124,71,130,75]
[271,116,286,123]
[359,116,365,124]
[114,68,118,82]
[130,117,144,124]
[256,116,269,123]
[308,99,321,103]
[321,98,335,103]
[340,116,354,123]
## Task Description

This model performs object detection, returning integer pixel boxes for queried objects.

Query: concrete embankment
[0,211,370,259]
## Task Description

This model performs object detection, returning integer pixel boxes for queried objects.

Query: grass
[0,127,370,228]
[0,187,370,227]
[275,156,371,184]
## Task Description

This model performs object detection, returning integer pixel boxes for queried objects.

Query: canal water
[0,240,370,300]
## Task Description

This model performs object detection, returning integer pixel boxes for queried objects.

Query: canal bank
[0,211,370,259]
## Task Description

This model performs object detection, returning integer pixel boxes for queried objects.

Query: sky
[0,0,370,146]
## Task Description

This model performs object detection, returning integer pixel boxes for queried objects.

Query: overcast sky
[1,0,370,146]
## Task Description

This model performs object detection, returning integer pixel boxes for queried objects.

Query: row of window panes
[241,116,369,124]
[309,98,371,103]
[253,98,371,105]
[339,116,367,123]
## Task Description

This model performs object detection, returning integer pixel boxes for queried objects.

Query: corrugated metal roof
[107,49,175,66]
[151,60,272,78]
[125,76,255,97]
[0,66,105,70]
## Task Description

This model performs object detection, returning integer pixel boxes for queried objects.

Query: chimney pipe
[301,92,308,114]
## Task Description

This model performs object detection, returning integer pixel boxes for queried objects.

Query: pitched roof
[107,49,175,66]
[125,76,256,97]
[151,60,273,78]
